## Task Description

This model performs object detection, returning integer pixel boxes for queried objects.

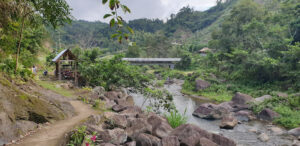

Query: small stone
[258,133,269,142]
[270,127,283,135]
[249,128,258,133]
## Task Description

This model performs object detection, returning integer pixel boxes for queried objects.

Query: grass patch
[165,109,188,128]
[251,96,300,129]
[36,80,74,97]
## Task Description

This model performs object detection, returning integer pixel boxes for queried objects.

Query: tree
[15,0,72,71]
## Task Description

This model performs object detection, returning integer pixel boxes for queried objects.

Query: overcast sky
[66,0,217,22]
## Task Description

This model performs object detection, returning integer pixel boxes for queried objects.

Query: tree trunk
[15,16,25,72]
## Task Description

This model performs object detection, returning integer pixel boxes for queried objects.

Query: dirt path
[12,100,98,146]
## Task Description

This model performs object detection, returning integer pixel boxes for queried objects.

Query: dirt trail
[12,100,98,146]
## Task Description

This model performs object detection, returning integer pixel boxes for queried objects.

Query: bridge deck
[122,58,181,63]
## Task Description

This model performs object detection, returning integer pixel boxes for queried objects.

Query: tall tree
[15,0,72,71]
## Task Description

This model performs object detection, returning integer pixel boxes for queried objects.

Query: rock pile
[70,87,237,146]
[192,92,281,129]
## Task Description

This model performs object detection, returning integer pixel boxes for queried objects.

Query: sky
[66,0,217,22]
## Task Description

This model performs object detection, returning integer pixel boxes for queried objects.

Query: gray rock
[92,86,105,97]
[104,91,119,100]
[120,106,143,118]
[161,136,180,146]
[199,137,218,146]
[195,79,211,91]
[258,133,269,142]
[108,128,127,145]
[147,114,173,138]
[220,114,238,129]
[136,133,161,146]
[192,103,226,120]
[231,92,254,105]
[111,114,128,129]
[112,104,127,112]
[255,95,272,103]
[170,124,212,144]
[125,141,136,146]
[288,127,300,137]
[258,108,280,121]
[234,110,256,122]
[100,143,116,146]
[125,118,152,139]
[277,92,288,98]
[269,127,284,135]
[211,133,237,146]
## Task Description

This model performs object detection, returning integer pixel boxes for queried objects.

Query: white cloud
[66,0,217,22]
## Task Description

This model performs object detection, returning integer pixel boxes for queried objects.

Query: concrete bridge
[122,58,181,69]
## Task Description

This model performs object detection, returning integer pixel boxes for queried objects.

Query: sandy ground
[12,101,98,146]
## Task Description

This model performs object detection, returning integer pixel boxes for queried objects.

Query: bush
[79,54,150,90]
[165,109,187,128]
[68,126,87,146]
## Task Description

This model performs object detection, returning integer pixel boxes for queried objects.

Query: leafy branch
[102,0,134,43]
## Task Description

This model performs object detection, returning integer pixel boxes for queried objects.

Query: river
[130,79,294,146]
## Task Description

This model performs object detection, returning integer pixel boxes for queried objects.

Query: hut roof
[52,49,77,62]
[199,47,212,53]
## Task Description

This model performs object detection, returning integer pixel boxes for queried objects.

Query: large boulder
[195,79,211,91]
[147,114,173,138]
[170,124,212,145]
[288,127,300,137]
[125,141,136,146]
[258,108,280,121]
[108,128,128,145]
[199,137,218,146]
[231,92,253,105]
[120,106,143,118]
[85,115,102,125]
[112,104,127,112]
[192,103,225,119]
[161,136,180,146]
[111,114,128,129]
[136,133,161,146]
[92,86,105,97]
[152,122,173,138]
[234,110,256,122]
[211,133,236,146]
[220,114,238,129]
[104,91,119,100]
[125,118,152,139]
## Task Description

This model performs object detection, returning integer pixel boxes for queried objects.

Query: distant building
[198,47,212,56]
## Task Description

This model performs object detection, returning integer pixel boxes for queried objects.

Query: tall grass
[165,109,188,128]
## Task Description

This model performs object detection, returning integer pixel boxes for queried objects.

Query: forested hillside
[48,0,236,55]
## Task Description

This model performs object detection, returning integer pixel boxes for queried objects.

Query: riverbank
[131,79,297,146]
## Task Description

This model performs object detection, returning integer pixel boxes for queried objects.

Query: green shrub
[68,126,87,146]
[79,54,150,90]
[165,109,187,128]
[251,96,300,129]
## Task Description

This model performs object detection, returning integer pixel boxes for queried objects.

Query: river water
[130,80,294,146]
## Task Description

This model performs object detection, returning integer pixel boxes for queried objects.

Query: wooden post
[74,61,78,86]
[58,61,62,80]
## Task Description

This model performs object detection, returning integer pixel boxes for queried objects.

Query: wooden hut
[52,49,78,85]
[198,47,212,56]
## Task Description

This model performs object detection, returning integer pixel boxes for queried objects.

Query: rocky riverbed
[131,79,298,146]
[62,86,237,146]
